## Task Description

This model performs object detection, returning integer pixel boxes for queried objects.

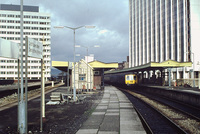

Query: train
[104,72,138,87]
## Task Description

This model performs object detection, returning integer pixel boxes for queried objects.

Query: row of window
[0,20,50,25]
[0,26,50,31]
[0,65,48,69]
[0,60,50,63]
[0,71,50,75]
[1,36,51,42]
[0,14,50,19]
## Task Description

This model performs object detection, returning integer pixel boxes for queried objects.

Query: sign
[69,62,73,69]
[28,38,43,59]
[0,38,19,59]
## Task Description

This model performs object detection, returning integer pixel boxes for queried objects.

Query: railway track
[120,87,200,134]
[0,82,63,110]
[0,81,59,98]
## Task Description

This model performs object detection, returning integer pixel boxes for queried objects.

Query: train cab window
[126,75,133,80]
[126,75,130,80]
[134,76,136,80]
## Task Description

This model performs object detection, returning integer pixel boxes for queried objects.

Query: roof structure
[89,60,118,69]
[52,60,118,72]
[52,61,71,72]
[105,60,192,74]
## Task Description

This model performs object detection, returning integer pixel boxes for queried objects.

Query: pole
[54,25,95,100]
[67,61,69,91]
[25,36,28,134]
[17,59,20,131]
[18,0,26,133]
[169,68,171,87]
[193,53,195,87]
[87,48,88,92]
[199,71,200,89]
[73,30,76,101]
[40,59,45,132]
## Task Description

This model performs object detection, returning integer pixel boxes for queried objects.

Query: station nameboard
[0,38,19,59]
[28,38,43,59]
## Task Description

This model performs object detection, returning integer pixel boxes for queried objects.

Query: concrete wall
[143,87,200,107]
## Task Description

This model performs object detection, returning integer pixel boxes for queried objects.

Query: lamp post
[76,45,100,92]
[185,51,195,87]
[54,25,95,101]
[197,61,200,89]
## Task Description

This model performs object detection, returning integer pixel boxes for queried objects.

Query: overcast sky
[1,0,129,63]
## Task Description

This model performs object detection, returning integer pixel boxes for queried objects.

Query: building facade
[72,59,94,90]
[129,0,200,80]
[0,4,51,80]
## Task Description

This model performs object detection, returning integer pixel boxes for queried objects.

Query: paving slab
[76,86,146,134]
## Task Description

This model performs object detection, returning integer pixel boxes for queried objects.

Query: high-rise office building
[129,0,200,79]
[0,4,51,80]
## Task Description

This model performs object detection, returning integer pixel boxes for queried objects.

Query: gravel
[0,85,104,134]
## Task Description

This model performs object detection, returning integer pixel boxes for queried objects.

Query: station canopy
[52,60,118,72]
[105,60,192,74]
[52,61,71,72]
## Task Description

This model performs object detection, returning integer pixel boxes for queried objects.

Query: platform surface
[76,86,146,134]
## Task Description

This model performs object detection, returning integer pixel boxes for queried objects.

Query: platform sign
[0,38,19,59]
[28,38,43,59]
[69,62,73,69]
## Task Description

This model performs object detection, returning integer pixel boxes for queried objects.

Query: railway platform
[76,86,146,134]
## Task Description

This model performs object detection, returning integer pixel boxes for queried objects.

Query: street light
[76,45,100,92]
[54,25,95,101]
[185,51,195,87]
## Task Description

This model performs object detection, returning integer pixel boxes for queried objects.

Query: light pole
[185,51,195,87]
[76,45,100,92]
[54,25,95,101]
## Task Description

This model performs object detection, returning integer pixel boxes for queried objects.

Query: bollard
[52,81,54,87]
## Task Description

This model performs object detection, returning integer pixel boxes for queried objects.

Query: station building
[0,4,51,80]
[52,59,118,89]
[129,0,200,86]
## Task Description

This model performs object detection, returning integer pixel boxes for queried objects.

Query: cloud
[1,0,129,63]
[98,30,108,35]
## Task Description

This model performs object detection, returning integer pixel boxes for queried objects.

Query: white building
[0,4,51,80]
[72,59,93,90]
[129,0,200,82]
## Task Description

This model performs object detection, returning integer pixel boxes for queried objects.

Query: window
[7,20,14,23]
[7,72,14,74]
[8,15,14,17]
[7,60,14,63]
[24,15,30,18]
[31,72,38,74]
[1,14,6,17]
[79,74,86,81]
[7,37,14,40]
[0,31,6,34]
[94,71,99,75]
[0,72,5,74]
[0,60,6,63]
[0,25,6,28]
[32,16,38,19]
[7,26,14,29]
[7,32,14,34]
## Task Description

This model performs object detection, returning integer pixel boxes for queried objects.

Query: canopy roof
[89,60,118,69]
[52,61,71,72]
[52,60,118,72]
[105,60,192,74]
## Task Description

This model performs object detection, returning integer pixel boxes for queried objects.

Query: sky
[1,0,129,63]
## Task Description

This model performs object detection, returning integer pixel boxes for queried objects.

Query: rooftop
[0,4,39,12]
